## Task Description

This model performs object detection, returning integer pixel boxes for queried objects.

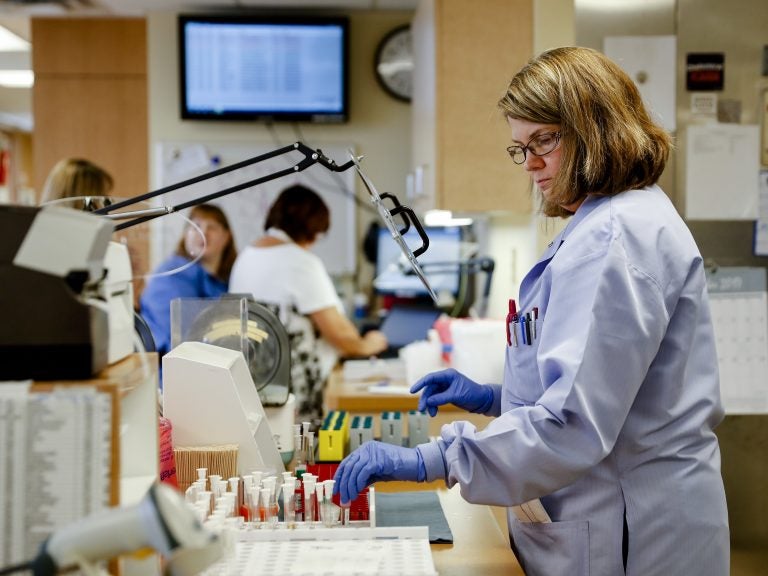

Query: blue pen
[525,312,532,344]
[520,315,527,345]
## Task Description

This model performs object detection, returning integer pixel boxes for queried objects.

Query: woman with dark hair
[333,47,729,575]
[140,203,237,356]
[230,184,387,418]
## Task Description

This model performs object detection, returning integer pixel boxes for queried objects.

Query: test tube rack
[307,462,371,522]
[381,411,404,446]
[318,410,349,462]
[199,523,437,576]
[349,415,374,452]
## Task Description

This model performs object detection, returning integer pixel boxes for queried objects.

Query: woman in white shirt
[230,185,387,418]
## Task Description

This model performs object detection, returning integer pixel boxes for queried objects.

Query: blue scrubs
[139,254,228,356]
[418,186,729,575]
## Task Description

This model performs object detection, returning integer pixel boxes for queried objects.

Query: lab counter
[323,361,494,438]
[375,480,524,576]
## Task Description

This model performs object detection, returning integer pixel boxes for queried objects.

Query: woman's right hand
[410,368,494,416]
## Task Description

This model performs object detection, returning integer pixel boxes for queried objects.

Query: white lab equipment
[1,204,113,380]
[28,483,221,576]
[163,341,285,477]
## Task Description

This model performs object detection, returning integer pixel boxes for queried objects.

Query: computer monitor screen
[374,226,463,297]
[179,15,349,123]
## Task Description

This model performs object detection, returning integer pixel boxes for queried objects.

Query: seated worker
[229,184,388,419]
[140,204,237,357]
[39,157,114,207]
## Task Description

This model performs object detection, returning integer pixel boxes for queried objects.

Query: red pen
[506,299,518,347]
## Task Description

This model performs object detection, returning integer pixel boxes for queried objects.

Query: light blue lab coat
[418,186,730,575]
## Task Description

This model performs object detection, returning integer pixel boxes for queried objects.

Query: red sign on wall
[686,53,725,91]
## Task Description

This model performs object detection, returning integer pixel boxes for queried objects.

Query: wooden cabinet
[412,0,534,213]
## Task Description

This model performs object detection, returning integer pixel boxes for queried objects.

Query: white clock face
[375,26,413,102]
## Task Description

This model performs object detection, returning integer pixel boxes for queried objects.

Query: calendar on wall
[707,267,768,413]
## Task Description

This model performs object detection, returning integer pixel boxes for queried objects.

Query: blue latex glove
[333,441,425,505]
[410,368,493,416]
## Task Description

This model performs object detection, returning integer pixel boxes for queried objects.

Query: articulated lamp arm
[93,142,353,231]
[92,141,437,301]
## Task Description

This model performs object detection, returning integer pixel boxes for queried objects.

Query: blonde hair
[499,46,672,217]
[40,158,114,204]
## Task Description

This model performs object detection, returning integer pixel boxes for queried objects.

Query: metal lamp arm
[87,140,439,300]
[92,142,355,231]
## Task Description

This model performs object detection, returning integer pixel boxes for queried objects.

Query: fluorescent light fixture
[0,26,30,52]
[576,0,670,13]
[0,70,34,88]
[424,209,473,227]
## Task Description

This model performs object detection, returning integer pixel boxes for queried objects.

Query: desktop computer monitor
[374,225,464,298]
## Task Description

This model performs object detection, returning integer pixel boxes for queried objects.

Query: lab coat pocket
[510,518,590,576]
[504,333,543,406]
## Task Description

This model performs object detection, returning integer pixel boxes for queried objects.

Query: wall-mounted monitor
[374,226,464,298]
[179,14,349,123]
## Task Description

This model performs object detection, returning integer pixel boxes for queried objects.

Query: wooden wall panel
[436,0,533,212]
[31,18,146,76]
[32,77,147,196]
[31,18,149,285]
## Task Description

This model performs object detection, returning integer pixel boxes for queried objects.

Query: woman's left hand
[332,441,424,505]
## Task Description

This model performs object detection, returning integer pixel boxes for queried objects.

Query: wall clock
[374,25,413,102]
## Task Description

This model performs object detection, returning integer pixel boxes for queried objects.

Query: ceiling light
[424,209,473,227]
[0,26,30,52]
[0,70,34,88]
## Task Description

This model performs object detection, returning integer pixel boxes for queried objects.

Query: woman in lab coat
[333,46,729,575]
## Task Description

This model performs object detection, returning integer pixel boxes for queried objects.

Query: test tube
[323,480,336,527]
[184,484,198,504]
[307,431,315,466]
[303,479,315,525]
[197,491,213,516]
[259,488,272,525]
[209,475,223,499]
[263,478,279,527]
[300,422,312,471]
[247,487,259,526]
[315,483,325,524]
[292,474,304,522]
[215,493,233,517]
[282,482,295,527]
[293,424,303,466]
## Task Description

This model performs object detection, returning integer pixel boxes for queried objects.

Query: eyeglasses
[507,131,561,165]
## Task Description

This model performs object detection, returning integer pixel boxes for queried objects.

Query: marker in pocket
[506,299,518,347]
